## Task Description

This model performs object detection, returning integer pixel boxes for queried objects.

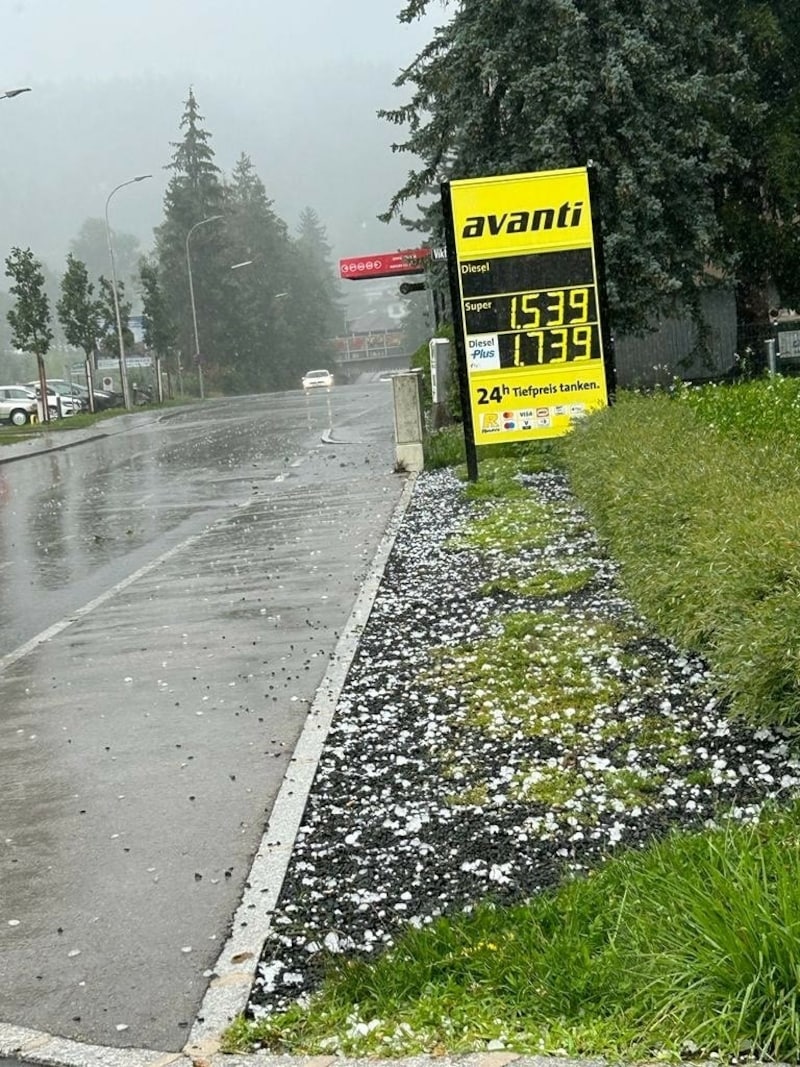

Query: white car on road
[302,368,334,393]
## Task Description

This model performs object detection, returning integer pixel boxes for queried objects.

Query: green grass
[681,374,800,451]
[480,566,595,598]
[423,606,692,820]
[422,425,465,469]
[0,398,191,446]
[422,425,557,476]
[429,610,632,740]
[557,384,800,729]
[226,802,800,1061]
[450,455,587,556]
[448,498,555,552]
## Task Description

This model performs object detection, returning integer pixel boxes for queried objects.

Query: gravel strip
[248,466,800,1017]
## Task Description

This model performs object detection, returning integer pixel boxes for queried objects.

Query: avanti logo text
[461,201,583,239]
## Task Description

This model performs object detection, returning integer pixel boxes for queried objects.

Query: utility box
[429,337,451,403]
[429,337,452,429]
[778,330,800,371]
[391,370,424,472]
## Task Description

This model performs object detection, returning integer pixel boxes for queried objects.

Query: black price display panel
[461,249,600,368]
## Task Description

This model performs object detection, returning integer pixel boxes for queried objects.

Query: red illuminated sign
[339,248,430,281]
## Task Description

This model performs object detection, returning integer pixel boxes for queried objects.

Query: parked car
[0,385,38,426]
[302,368,334,393]
[46,379,118,411]
[25,382,84,417]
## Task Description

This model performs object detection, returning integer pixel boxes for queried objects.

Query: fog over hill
[0,0,444,283]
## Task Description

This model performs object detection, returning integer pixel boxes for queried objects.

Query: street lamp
[0,87,31,100]
[105,174,151,410]
[186,215,224,401]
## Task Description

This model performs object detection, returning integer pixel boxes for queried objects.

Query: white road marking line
[185,473,416,1058]
[0,502,254,678]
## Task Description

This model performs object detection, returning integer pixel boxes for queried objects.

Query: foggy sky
[0,0,446,279]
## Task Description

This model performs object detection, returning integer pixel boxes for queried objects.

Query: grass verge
[556,383,800,729]
[0,398,191,446]
[226,801,800,1061]
[225,378,800,1060]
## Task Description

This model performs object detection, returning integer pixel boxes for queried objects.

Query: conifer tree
[708,0,800,322]
[384,0,757,333]
[290,207,341,367]
[223,153,297,391]
[155,89,232,392]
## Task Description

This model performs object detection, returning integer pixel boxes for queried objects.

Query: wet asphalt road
[0,385,404,1053]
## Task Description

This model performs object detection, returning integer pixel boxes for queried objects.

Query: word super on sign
[444,167,613,445]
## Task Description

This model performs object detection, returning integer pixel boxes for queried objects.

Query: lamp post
[186,214,223,401]
[1,87,31,100]
[105,174,151,410]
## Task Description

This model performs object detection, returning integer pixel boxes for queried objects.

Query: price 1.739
[498,324,600,366]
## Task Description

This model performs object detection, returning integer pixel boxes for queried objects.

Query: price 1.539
[498,324,600,366]
[507,286,595,331]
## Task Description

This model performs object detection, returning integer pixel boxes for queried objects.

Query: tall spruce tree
[383,0,757,334]
[291,207,341,368]
[222,153,297,391]
[155,89,233,392]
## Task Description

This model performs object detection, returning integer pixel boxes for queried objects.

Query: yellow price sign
[444,167,613,447]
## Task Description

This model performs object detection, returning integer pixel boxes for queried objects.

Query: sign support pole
[441,180,479,482]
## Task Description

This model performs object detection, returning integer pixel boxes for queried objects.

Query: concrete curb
[0,1025,607,1067]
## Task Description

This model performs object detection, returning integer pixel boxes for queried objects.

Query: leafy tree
[383,0,757,334]
[70,218,141,293]
[56,254,103,406]
[139,257,177,396]
[5,247,54,421]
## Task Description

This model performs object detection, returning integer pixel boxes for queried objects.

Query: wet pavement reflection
[0,392,350,650]
[0,384,403,1053]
